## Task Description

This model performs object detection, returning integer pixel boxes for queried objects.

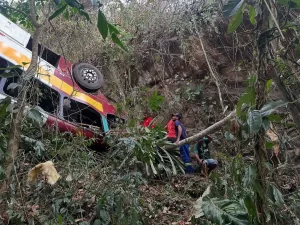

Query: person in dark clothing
[194,135,217,177]
[173,113,194,174]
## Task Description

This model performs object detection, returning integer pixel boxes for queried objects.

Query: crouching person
[194,136,217,177]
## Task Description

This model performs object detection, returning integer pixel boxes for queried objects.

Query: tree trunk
[2,27,42,191]
[254,0,271,223]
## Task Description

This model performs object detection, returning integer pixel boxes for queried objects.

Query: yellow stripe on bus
[0,41,103,112]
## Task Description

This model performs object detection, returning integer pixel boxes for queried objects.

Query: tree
[0,0,125,191]
[222,0,300,223]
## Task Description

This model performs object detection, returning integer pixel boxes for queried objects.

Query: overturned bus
[0,13,124,147]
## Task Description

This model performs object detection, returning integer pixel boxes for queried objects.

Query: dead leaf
[66,174,73,182]
[27,161,60,185]
[266,129,279,157]
[163,207,169,214]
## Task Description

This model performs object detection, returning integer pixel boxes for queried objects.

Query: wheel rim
[81,68,98,83]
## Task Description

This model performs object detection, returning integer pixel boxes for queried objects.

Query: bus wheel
[73,63,104,92]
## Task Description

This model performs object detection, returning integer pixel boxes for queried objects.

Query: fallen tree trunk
[167,110,236,149]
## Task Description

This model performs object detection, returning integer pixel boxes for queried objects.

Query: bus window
[3,76,21,98]
[31,80,60,115]
[63,98,104,131]
[26,38,60,67]
[0,57,8,79]
[107,114,125,129]
[4,76,60,116]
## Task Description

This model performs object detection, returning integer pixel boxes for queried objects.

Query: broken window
[31,80,60,115]
[3,76,60,115]
[26,38,60,67]
[63,98,103,131]
[3,76,21,98]
[107,114,125,129]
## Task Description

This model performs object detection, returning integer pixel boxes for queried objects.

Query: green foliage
[235,75,288,136]
[148,91,164,112]
[277,0,300,8]
[0,0,34,30]
[268,183,285,207]
[227,3,245,33]
[0,0,126,50]
[193,155,296,224]
[49,4,68,21]
[26,106,45,126]
[0,97,11,179]
[248,5,257,25]
[184,85,201,101]
[97,9,108,39]
[223,0,258,33]
[201,197,249,225]
[223,0,245,18]
[236,75,256,118]
[109,124,184,176]
[266,79,273,92]
[95,188,143,225]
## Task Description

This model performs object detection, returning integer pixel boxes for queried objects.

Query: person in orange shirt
[164,114,177,143]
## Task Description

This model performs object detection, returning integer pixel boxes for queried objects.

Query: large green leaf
[227,3,245,33]
[247,110,262,134]
[223,0,244,18]
[97,9,108,40]
[243,165,257,187]
[269,184,284,207]
[266,79,273,92]
[194,185,212,218]
[65,0,83,9]
[259,100,288,117]
[248,5,256,25]
[108,23,120,35]
[236,76,256,117]
[267,114,282,123]
[79,10,91,23]
[99,210,111,224]
[26,107,44,126]
[49,4,67,21]
[201,197,249,225]
[244,195,257,219]
[111,32,127,51]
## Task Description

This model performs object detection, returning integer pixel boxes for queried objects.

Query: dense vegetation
[1,0,300,224]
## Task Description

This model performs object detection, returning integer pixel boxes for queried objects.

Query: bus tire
[73,63,104,92]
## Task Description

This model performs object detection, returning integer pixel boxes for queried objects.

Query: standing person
[194,136,217,177]
[173,113,194,174]
[164,114,177,143]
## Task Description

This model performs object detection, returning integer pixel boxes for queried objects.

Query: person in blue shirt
[173,113,194,174]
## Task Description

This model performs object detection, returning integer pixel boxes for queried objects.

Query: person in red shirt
[141,114,155,129]
[164,114,177,143]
